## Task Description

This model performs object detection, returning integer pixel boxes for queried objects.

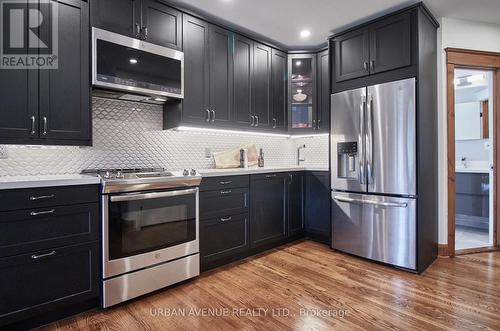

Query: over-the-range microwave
[92,27,184,104]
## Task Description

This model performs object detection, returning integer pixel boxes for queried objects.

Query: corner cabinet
[0,0,91,146]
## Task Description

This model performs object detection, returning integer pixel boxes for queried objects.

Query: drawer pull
[29,194,55,201]
[31,250,56,260]
[30,209,55,216]
[219,181,232,185]
[220,190,232,195]
[265,174,277,178]
[220,217,232,222]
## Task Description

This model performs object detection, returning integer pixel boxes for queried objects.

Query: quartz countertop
[198,166,329,177]
[0,174,101,190]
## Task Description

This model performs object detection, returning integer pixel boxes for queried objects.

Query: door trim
[446,48,500,257]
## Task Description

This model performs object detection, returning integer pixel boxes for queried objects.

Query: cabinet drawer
[0,185,99,212]
[200,213,249,264]
[200,188,248,219]
[200,175,249,191]
[0,242,99,325]
[0,203,99,258]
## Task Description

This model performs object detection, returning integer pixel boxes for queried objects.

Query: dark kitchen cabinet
[288,172,304,236]
[334,28,370,82]
[141,0,182,49]
[180,15,209,124]
[200,188,249,219]
[252,43,272,129]
[90,0,182,49]
[305,171,331,244]
[316,49,330,132]
[0,0,91,146]
[208,25,232,126]
[250,173,287,247]
[233,35,253,127]
[271,49,287,131]
[90,0,140,38]
[332,10,413,85]
[200,213,249,265]
[288,54,317,132]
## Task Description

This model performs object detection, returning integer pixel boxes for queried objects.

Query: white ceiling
[169,0,500,50]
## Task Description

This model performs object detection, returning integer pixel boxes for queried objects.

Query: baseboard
[438,243,452,257]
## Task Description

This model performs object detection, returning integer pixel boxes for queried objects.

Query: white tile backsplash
[0,97,328,176]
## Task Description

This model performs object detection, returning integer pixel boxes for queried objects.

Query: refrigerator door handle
[366,93,374,184]
[359,95,366,185]
[332,195,408,208]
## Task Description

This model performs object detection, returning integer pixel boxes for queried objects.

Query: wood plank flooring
[39,240,500,330]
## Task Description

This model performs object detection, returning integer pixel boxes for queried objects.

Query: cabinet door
[39,0,90,142]
[316,49,330,132]
[271,49,287,131]
[334,28,369,82]
[0,40,38,140]
[232,34,253,127]
[200,188,249,219]
[209,25,232,126]
[369,12,412,74]
[252,43,272,128]
[90,0,140,38]
[0,242,99,326]
[250,173,287,247]
[288,173,304,236]
[141,0,182,50]
[182,15,210,124]
[289,54,316,131]
[200,213,249,265]
[305,172,331,243]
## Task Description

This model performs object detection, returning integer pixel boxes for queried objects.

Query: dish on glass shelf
[292,91,307,102]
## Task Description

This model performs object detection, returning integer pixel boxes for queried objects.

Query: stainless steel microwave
[92,28,184,102]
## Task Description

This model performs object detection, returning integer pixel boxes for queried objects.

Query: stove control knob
[183,169,189,176]
[104,171,111,179]
[116,171,123,179]
[190,169,197,176]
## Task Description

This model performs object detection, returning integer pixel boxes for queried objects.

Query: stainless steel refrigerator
[330,78,417,270]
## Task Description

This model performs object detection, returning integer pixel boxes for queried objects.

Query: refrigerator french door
[330,78,417,270]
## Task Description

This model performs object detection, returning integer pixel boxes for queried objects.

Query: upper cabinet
[0,0,91,146]
[252,43,272,129]
[232,35,254,127]
[332,11,413,84]
[288,54,316,131]
[316,49,330,132]
[90,0,182,50]
[271,49,288,131]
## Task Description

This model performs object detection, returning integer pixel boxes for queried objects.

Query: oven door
[103,188,198,278]
[92,27,184,99]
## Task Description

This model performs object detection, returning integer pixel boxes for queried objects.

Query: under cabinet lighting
[290,133,329,138]
[175,126,329,138]
[129,58,138,64]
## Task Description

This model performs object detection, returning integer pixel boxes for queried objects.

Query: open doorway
[454,68,493,250]
[446,48,500,256]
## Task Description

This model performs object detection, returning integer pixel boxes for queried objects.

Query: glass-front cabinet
[289,54,316,131]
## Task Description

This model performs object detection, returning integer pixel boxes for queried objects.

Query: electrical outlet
[205,148,212,158]
[485,141,491,150]
[0,145,8,159]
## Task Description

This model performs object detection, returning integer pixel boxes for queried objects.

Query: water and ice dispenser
[337,142,358,179]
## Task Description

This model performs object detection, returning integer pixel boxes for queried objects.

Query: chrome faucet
[297,144,306,165]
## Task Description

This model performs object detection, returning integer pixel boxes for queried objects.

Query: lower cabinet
[305,171,331,244]
[200,213,249,265]
[288,172,305,236]
[0,242,99,326]
[250,173,287,247]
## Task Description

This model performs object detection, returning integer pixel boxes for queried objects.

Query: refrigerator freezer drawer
[331,192,416,270]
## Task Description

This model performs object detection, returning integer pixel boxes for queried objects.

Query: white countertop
[198,166,329,177]
[0,174,101,190]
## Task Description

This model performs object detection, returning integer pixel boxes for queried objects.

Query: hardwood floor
[39,240,500,330]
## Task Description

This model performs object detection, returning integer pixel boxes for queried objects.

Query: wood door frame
[446,48,500,256]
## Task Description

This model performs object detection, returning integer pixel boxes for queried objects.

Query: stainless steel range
[82,167,201,308]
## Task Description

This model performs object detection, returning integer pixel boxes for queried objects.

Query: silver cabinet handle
[220,190,232,195]
[272,118,277,128]
[143,27,148,40]
[288,173,293,184]
[42,116,47,135]
[30,116,36,135]
[265,174,276,178]
[363,61,369,71]
[211,110,216,123]
[333,195,408,208]
[219,181,232,185]
[255,115,259,127]
[317,119,321,130]
[250,115,255,126]
[135,23,141,38]
[366,93,373,185]
[359,95,366,185]
[220,216,232,222]
[30,194,55,201]
[370,60,375,71]
[206,109,210,122]
[31,250,56,260]
[313,119,316,130]
[30,209,55,216]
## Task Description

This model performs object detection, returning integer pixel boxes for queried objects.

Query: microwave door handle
[110,188,198,202]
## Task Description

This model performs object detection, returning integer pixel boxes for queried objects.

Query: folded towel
[213,144,258,169]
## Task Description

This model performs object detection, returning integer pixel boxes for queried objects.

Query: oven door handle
[110,188,198,202]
